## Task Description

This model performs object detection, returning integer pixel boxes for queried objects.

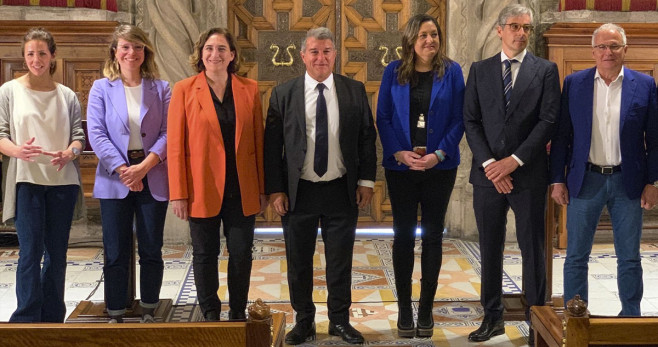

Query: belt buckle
[601,166,614,175]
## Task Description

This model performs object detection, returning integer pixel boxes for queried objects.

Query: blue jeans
[100,179,168,316]
[10,183,79,322]
[564,171,643,316]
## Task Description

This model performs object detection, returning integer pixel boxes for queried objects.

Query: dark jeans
[189,196,255,316]
[385,168,457,306]
[99,179,168,316]
[10,183,79,322]
[282,177,358,325]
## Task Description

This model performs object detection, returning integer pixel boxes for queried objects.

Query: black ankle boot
[397,304,414,338]
[416,280,437,337]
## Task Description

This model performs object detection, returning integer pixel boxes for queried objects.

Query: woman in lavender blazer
[87,25,170,323]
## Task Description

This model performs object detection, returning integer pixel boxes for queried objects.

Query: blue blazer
[549,67,658,200]
[87,77,171,201]
[377,60,465,170]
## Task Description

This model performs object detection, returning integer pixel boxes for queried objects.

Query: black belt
[587,163,621,175]
[127,150,145,159]
[300,175,346,186]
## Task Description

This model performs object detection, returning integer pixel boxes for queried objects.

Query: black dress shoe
[203,310,220,322]
[228,310,246,320]
[285,322,316,345]
[328,322,364,344]
[468,317,505,342]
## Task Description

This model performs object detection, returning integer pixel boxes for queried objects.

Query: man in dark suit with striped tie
[463,4,561,344]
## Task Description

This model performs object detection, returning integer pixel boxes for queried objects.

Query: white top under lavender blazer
[87,77,170,201]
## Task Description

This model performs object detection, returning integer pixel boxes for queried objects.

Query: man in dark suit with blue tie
[463,4,561,343]
[264,27,377,345]
[550,23,658,316]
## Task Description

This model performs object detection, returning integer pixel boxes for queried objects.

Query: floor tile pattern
[2,237,658,346]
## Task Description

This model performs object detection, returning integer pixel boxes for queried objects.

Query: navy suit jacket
[464,52,561,188]
[549,67,658,200]
[376,60,465,170]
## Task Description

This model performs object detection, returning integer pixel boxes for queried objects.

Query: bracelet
[434,150,445,162]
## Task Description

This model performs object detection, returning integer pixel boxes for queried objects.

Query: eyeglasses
[118,44,145,52]
[503,23,534,33]
[592,44,625,52]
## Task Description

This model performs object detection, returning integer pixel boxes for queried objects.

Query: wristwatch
[71,147,81,158]
[653,181,658,189]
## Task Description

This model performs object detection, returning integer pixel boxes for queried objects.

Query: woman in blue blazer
[376,14,465,338]
[87,25,170,323]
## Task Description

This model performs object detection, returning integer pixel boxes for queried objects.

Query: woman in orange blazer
[167,28,265,321]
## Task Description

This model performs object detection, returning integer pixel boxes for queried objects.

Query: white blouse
[11,82,78,186]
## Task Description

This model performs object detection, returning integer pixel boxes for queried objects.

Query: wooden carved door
[228,0,447,227]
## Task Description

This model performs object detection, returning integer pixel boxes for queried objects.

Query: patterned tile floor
[2,236,658,346]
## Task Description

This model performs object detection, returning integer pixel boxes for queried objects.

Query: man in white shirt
[550,23,658,316]
[264,27,377,345]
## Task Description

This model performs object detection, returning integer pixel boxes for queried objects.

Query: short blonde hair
[189,28,240,73]
[104,24,159,81]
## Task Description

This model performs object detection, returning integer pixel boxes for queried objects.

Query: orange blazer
[167,72,264,218]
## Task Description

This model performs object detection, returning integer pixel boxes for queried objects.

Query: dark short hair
[189,28,240,73]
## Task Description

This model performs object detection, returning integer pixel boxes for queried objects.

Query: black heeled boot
[416,280,437,337]
[397,303,414,338]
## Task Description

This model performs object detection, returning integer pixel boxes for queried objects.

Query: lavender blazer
[87,77,170,201]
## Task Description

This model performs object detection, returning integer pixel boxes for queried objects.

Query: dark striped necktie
[503,59,518,111]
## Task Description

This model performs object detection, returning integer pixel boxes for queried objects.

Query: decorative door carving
[228,0,446,226]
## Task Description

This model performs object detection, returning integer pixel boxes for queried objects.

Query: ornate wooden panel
[228,1,447,226]
[64,60,104,119]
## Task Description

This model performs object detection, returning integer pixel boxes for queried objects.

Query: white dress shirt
[482,49,527,168]
[590,68,623,166]
[301,72,374,188]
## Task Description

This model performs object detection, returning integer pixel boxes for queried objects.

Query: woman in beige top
[0,27,85,322]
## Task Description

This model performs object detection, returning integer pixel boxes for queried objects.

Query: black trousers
[189,195,255,315]
[473,184,547,321]
[385,168,457,306]
[282,177,358,325]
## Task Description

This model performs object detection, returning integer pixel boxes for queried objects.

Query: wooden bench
[531,305,658,347]
[0,312,285,347]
